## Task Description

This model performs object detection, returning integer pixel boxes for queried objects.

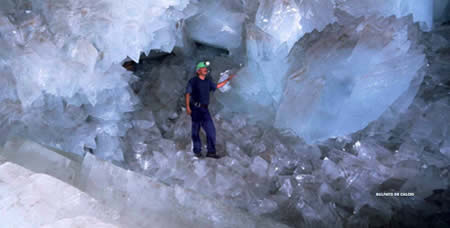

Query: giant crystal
[275,15,426,142]
[216,0,438,130]
[0,162,118,228]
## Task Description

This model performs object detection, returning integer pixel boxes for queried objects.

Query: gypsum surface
[0,156,119,228]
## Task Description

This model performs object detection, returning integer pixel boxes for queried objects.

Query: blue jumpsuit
[185,76,217,155]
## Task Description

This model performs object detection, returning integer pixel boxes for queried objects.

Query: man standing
[185,61,235,159]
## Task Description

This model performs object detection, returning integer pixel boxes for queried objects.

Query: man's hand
[217,74,237,89]
[228,74,236,80]
[186,107,192,115]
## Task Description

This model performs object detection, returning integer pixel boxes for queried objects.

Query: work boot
[194,152,203,158]
[206,153,220,159]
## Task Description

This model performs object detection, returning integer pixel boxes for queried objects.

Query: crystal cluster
[0,0,449,227]
[0,0,196,160]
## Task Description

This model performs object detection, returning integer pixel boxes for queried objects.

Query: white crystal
[218,70,233,93]
[250,156,269,177]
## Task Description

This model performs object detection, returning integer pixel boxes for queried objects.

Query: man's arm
[217,75,236,89]
[185,79,193,115]
[185,93,191,115]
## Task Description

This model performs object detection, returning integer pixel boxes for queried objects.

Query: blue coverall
[185,76,217,155]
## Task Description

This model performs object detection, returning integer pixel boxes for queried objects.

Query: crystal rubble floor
[0,139,290,228]
[124,24,450,227]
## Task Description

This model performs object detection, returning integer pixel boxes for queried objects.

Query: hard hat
[196,61,210,71]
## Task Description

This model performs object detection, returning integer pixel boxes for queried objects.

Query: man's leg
[202,111,216,155]
[191,120,202,155]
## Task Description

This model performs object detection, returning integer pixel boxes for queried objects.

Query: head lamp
[196,61,211,71]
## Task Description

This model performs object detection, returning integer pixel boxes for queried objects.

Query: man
[185,61,235,159]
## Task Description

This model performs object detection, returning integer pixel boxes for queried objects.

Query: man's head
[196,61,210,76]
